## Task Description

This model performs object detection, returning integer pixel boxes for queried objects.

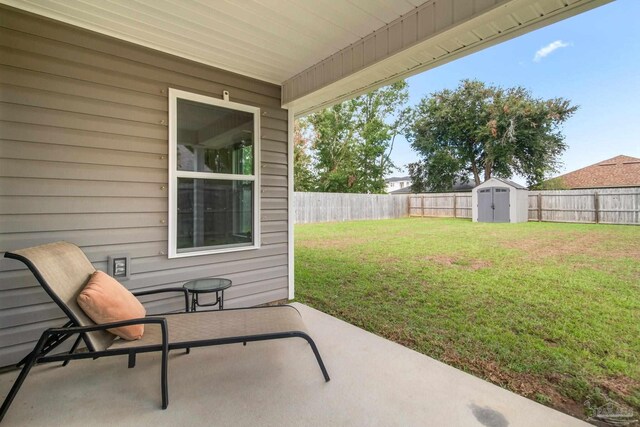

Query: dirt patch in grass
[500,231,640,261]
[441,349,586,419]
[424,255,456,266]
[297,236,369,250]
[378,324,418,348]
[424,255,492,271]
[598,375,640,397]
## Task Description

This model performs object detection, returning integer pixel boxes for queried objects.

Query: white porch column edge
[287,108,295,300]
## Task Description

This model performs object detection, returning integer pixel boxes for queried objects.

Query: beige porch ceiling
[1,0,611,114]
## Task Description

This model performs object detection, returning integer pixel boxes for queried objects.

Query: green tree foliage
[306,101,358,192]
[531,176,569,190]
[407,79,578,191]
[293,118,315,191]
[301,81,411,193]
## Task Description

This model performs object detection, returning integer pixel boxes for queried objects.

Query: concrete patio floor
[0,303,588,426]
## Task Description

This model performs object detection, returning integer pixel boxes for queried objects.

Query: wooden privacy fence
[406,188,639,225]
[528,188,640,225]
[294,192,410,224]
[296,188,639,225]
[408,193,472,218]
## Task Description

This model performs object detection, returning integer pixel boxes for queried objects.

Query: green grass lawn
[294,218,640,419]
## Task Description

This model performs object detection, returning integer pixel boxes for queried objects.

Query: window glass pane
[177,178,253,251]
[176,98,254,174]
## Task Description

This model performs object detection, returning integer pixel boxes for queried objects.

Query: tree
[306,101,358,192]
[293,118,316,191]
[304,80,411,193]
[530,176,569,190]
[352,81,412,193]
[407,80,577,191]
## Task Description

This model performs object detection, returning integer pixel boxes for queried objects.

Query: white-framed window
[168,89,260,258]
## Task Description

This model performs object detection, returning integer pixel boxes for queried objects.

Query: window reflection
[176,99,254,174]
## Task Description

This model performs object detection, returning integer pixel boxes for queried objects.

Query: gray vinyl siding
[0,6,290,367]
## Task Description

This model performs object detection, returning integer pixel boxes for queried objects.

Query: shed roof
[476,177,527,190]
[493,177,527,189]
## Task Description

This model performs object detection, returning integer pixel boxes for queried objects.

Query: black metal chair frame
[0,251,330,423]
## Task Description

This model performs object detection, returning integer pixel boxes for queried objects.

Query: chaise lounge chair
[0,241,329,422]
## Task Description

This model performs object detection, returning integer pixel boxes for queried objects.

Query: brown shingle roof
[554,155,640,189]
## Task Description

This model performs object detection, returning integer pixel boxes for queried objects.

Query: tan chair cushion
[12,242,116,351]
[111,305,307,350]
[77,271,146,340]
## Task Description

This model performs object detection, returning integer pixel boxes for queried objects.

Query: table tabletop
[183,277,232,292]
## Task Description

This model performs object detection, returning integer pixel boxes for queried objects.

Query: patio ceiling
[1,0,611,115]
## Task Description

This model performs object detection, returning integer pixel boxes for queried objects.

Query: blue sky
[389,0,640,183]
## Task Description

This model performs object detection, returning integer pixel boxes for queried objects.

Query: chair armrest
[133,287,190,313]
[37,318,169,359]
[46,317,167,335]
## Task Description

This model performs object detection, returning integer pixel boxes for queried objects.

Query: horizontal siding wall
[0,6,289,367]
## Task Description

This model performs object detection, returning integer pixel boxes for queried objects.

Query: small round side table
[183,277,232,312]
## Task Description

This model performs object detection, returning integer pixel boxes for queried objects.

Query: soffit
[283,0,612,115]
[0,0,421,84]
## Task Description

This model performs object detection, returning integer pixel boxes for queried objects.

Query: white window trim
[168,88,261,258]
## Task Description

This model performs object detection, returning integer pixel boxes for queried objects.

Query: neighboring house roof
[389,178,476,194]
[552,155,640,189]
[385,176,411,183]
[389,186,413,194]
[452,180,476,192]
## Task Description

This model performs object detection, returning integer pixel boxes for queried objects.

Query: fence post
[421,196,425,217]
[594,192,600,224]
[453,194,457,218]
[537,193,542,222]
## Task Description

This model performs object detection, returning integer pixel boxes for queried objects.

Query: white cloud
[533,40,572,62]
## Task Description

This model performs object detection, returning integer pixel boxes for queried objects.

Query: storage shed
[472,178,529,223]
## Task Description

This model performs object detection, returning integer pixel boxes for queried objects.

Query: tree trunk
[484,160,492,182]
[471,159,481,186]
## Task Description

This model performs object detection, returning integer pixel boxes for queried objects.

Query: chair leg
[128,352,136,369]
[160,327,169,409]
[62,335,83,367]
[0,334,48,423]
[0,355,37,422]
[300,334,330,382]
